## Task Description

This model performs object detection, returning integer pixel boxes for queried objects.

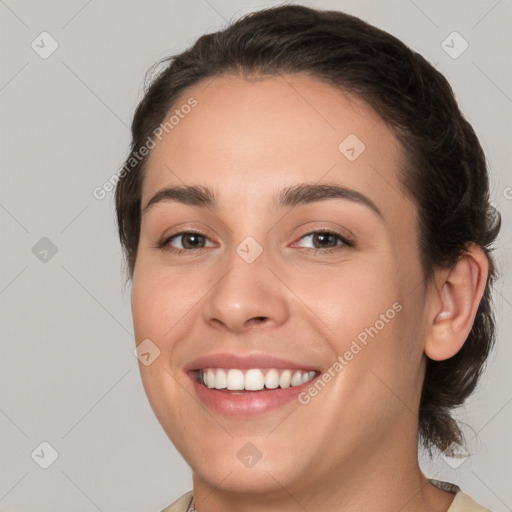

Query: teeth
[245,369,265,391]
[279,370,292,388]
[264,369,279,389]
[207,369,215,389]
[291,370,303,386]
[199,368,317,391]
[214,369,227,390]
[226,369,244,390]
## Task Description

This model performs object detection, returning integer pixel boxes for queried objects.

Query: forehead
[141,73,413,223]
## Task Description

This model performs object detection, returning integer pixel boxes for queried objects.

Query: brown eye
[295,230,354,251]
[177,233,206,249]
[311,232,340,248]
[160,231,214,253]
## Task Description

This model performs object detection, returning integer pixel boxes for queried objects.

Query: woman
[115,5,500,511]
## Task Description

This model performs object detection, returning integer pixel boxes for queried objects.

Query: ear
[424,244,489,361]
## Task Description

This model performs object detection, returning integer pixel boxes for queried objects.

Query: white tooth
[302,372,310,384]
[308,371,316,382]
[227,369,245,390]
[279,369,292,388]
[215,369,227,389]
[245,369,265,391]
[291,370,303,386]
[207,369,215,388]
[264,369,279,389]
[202,371,208,385]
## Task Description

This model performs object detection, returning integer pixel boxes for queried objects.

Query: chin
[192,460,298,496]
[197,437,322,493]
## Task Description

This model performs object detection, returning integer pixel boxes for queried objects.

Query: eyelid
[291,228,354,249]
[293,221,356,240]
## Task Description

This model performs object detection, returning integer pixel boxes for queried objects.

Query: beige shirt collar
[161,481,491,512]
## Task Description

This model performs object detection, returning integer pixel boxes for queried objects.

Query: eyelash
[157,228,355,255]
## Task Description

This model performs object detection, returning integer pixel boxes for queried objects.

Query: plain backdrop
[0,1,511,511]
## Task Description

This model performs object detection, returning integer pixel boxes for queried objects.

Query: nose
[201,250,289,334]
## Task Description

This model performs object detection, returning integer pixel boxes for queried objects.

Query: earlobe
[425,244,489,361]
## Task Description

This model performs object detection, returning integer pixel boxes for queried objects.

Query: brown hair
[115,4,501,454]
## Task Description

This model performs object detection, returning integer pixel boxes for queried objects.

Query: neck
[190,420,455,512]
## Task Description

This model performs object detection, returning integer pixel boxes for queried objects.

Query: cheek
[131,262,196,345]
[296,257,423,399]
[294,258,403,341]
[130,265,195,434]
[131,274,162,343]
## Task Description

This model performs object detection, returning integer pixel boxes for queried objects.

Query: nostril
[245,316,268,328]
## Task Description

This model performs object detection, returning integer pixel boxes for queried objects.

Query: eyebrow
[141,182,383,219]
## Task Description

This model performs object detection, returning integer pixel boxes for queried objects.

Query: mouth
[193,368,319,392]
[184,353,321,415]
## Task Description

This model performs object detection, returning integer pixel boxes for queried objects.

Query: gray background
[0,0,511,511]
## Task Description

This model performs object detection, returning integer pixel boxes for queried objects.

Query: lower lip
[188,372,317,416]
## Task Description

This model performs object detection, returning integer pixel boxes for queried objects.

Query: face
[131,73,430,496]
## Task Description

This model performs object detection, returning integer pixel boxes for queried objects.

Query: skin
[130,73,488,511]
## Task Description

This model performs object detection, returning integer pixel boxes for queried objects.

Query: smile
[197,368,318,391]
[185,352,322,415]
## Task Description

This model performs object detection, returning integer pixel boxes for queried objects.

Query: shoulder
[160,491,194,512]
[448,491,492,512]
[161,485,493,512]
[429,479,491,512]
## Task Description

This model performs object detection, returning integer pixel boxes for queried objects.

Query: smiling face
[131,73,432,499]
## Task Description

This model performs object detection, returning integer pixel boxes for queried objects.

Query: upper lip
[184,352,320,372]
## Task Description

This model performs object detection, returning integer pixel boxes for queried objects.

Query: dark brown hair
[115,4,501,454]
